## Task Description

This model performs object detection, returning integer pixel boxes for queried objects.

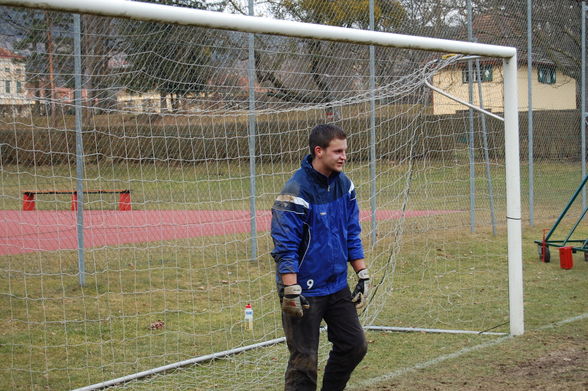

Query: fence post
[247,0,257,260]
[527,0,534,226]
[582,1,587,210]
[467,0,476,233]
[475,59,497,236]
[369,0,377,247]
[73,14,85,287]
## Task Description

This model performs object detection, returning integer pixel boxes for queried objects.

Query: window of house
[4,67,9,73]
[462,64,493,83]
[4,80,10,94]
[16,81,22,94]
[538,65,556,84]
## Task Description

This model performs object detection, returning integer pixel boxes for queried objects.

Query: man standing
[271,124,370,391]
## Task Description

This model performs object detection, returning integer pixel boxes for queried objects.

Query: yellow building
[431,60,576,115]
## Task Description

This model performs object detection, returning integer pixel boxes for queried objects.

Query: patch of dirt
[479,345,588,391]
[367,341,588,391]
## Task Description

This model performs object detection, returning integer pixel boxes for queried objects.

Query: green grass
[345,219,587,391]
[1,157,581,215]
[0,160,586,390]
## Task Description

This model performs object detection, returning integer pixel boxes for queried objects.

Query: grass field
[354,237,588,391]
[0,160,586,390]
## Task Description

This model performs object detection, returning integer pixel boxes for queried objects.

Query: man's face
[314,137,347,176]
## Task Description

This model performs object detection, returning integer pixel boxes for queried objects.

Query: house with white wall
[0,47,34,115]
[431,59,576,115]
[431,12,577,115]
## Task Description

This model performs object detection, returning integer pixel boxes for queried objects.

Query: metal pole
[527,0,534,225]
[73,14,85,286]
[247,0,257,260]
[467,0,475,233]
[475,59,497,235]
[503,55,524,336]
[72,336,287,391]
[365,325,506,336]
[369,0,377,247]
[424,77,504,121]
[542,174,588,242]
[582,2,587,210]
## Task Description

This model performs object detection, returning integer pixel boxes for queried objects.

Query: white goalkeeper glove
[351,269,370,309]
[281,284,310,317]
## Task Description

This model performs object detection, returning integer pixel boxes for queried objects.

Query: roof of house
[470,12,566,68]
[0,47,23,60]
[472,13,522,48]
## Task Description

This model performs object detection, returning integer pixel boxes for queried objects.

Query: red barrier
[559,246,574,270]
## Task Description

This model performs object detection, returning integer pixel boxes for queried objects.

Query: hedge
[0,110,582,166]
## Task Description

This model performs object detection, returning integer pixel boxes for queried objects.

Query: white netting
[0,4,512,390]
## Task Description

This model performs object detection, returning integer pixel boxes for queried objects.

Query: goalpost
[0,0,522,390]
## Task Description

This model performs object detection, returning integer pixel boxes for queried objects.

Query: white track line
[350,313,588,390]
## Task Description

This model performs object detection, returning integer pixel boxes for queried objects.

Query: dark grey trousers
[281,286,368,391]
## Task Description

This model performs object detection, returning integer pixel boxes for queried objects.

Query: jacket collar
[302,154,340,185]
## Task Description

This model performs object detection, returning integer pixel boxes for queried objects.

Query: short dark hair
[309,124,347,157]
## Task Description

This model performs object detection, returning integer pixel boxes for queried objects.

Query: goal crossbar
[2,0,515,58]
[0,0,523,338]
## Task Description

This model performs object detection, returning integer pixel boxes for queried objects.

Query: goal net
[0,1,522,390]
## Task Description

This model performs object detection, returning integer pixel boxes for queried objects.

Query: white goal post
[0,0,524,389]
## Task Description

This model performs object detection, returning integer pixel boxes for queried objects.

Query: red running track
[0,209,460,255]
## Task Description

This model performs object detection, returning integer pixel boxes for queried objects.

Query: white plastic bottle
[244,304,253,331]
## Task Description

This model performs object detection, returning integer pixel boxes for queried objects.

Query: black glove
[351,269,370,309]
[282,284,310,317]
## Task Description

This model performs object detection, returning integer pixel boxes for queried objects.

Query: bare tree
[82,15,118,114]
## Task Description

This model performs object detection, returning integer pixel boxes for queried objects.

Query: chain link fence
[1,0,585,223]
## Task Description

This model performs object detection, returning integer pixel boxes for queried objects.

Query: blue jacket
[271,155,364,297]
